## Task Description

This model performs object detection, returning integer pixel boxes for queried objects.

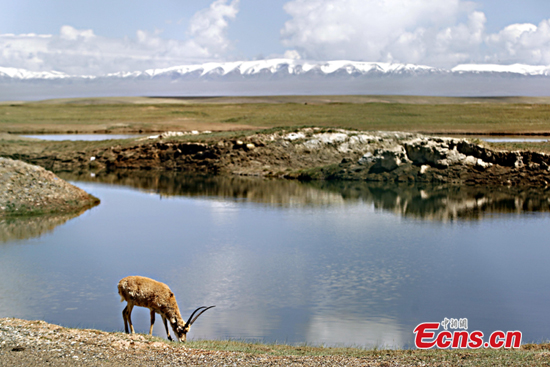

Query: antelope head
[175,305,215,342]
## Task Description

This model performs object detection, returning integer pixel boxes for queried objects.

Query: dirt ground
[3,318,550,367]
[0,157,99,217]
[0,318,401,367]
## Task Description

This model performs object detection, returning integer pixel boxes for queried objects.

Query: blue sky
[1,0,550,75]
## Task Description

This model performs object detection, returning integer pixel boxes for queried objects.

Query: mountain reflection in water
[59,170,550,221]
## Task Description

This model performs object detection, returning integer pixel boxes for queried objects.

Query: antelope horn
[185,305,216,326]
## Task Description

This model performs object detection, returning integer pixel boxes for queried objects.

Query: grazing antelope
[118,275,215,342]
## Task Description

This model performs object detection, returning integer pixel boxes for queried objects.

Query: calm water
[1,173,550,348]
[20,134,550,143]
[434,135,550,143]
[22,134,140,141]
[482,137,549,143]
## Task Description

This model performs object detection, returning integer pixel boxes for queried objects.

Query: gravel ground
[3,319,550,366]
[0,318,383,367]
[0,157,99,217]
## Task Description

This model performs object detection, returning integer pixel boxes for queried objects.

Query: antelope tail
[117,283,125,302]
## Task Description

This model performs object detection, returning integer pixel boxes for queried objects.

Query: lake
[21,134,141,141]
[1,172,550,348]
[20,134,550,143]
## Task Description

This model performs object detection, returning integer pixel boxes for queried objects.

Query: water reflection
[58,170,550,220]
[0,210,85,243]
[58,171,350,207]
[313,182,550,221]
[1,173,550,347]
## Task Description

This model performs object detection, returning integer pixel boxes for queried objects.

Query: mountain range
[1,59,550,100]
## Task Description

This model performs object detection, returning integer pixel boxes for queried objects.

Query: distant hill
[2,59,550,100]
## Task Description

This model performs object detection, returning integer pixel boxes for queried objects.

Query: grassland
[187,338,550,360]
[2,95,550,135]
[181,339,550,366]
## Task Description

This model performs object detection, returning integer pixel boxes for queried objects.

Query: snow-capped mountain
[451,63,550,76]
[1,59,442,80]
[0,66,72,80]
[2,59,550,100]
[135,60,440,78]
[4,59,550,81]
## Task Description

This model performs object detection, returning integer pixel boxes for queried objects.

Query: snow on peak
[0,66,98,80]
[452,63,550,76]
[141,59,440,78]
[0,67,71,80]
[2,60,550,81]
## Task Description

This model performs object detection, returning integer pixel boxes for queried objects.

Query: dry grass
[2,95,550,135]
[182,339,550,366]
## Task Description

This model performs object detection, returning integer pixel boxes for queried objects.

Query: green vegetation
[2,95,550,134]
[484,140,550,154]
[153,337,550,366]
[0,129,265,159]
[0,195,100,218]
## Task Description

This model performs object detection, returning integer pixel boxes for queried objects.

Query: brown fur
[118,276,186,341]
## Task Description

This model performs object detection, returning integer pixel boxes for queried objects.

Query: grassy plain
[183,339,550,366]
[2,95,550,135]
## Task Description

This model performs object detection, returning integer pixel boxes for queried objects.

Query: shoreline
[1,318,550,367]
[2,128,550,188]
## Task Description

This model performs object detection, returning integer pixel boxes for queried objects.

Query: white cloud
[59,25,95,41]
[187,0,239,57]
[283,49,301,59]
[2,0,550,76]
[281,0,463,65]
[485,20,550,64]
[0,0,239,75]
[281,0,550,67]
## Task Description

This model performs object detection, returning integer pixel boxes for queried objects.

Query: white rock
[315,133,349,145]
[303,139,321,150]
[358,146,410,171]
[337,142,350,153]
[349,134,375,146]
[285,132,306,141]
[463,156,477,166]
[475,159,492,169]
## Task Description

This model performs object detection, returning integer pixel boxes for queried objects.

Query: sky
[1,0,550,75]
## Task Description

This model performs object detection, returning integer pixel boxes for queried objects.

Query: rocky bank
[0,157,99,217]
[0,318,402,367]
[5,128,550,187]
[2,318,549,367]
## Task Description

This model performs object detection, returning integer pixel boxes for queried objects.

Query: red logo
[414,319,521,349]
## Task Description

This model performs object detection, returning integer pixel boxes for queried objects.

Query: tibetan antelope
[118,275,215,342]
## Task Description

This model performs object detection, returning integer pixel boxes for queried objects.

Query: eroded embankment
[5,128,550,187]
[0,157,99,217]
